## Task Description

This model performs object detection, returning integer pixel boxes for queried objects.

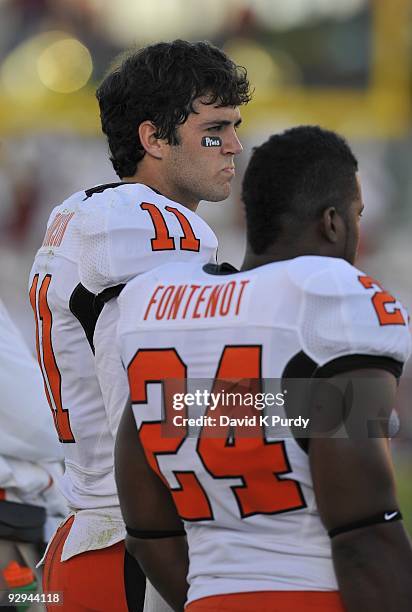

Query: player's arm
[115,399,189,612]
[309,368,412,612]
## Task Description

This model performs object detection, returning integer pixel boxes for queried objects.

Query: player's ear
[321,206,340,244]
[138,121,165,160]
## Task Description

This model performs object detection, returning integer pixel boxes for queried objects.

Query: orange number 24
[128,345,306,521]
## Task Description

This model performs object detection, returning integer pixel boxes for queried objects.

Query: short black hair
[97,40,251,178]
[242,126,359,255]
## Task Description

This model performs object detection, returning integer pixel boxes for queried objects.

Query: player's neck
[122,166,199,212]
[241,240,333,271]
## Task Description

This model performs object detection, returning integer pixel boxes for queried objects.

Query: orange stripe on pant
[186,590,345,611]
[43,516,129,612]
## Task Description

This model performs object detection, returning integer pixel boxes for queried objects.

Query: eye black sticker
[201,136,222,147]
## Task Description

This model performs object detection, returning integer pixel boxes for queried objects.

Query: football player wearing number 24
[115,126,412,612]
[29,40,251,612]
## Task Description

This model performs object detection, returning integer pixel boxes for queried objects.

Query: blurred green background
[0,0,410,531]
[397,459,412,534]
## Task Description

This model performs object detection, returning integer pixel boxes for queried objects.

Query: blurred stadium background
[0,0,411,532]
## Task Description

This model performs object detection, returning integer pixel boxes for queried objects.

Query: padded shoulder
[294,257,411,369]
[77,183,217,294]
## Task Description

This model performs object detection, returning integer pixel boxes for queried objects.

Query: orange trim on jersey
[185,590,345,611]
[43,516,129,612]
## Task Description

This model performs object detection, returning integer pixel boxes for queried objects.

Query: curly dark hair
[242,126,359,255]
[97,40,251,178]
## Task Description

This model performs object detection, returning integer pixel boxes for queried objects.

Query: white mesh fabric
[61,211,81,262]
[300,292,349,364]
[78,202,112,295]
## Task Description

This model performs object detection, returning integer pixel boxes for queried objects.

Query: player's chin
[206,182,232,203]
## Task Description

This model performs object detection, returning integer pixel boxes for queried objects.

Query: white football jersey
[29,182,218,558]
[81,182,218,482]
[0,299,63,506]
[77,182,218,295]
[118,256,410,603]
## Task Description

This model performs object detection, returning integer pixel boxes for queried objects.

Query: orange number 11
[140,202,200,252]
[30,274,75,443]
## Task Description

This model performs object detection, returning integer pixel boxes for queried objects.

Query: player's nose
[222,129,243,156]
